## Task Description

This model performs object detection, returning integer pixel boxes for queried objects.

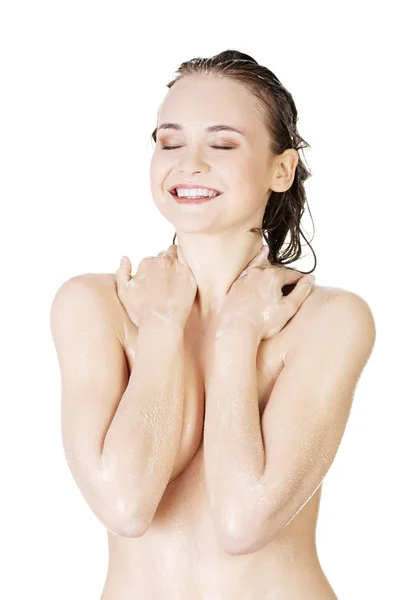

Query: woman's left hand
[217,246,316,341]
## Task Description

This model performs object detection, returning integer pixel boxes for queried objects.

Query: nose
[177,145,209,175]
[178,167,203,175]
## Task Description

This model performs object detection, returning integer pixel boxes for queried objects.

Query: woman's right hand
[116,244,198,329]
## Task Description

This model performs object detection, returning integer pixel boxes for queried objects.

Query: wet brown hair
[150,49,316,275]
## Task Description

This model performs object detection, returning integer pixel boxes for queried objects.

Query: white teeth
[175,188,219,198]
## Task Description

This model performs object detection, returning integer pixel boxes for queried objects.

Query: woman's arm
[51,276,186,539]
[203,291,376,555]
[101,317,186,536]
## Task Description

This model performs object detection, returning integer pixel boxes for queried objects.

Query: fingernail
[120,256,127,266]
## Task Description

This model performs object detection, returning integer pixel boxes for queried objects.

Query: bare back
[93,273,339,599]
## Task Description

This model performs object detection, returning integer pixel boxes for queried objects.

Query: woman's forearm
[203,328,265,538]
[101,319,185,535]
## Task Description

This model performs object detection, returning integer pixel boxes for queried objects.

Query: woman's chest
[121,314,286,511]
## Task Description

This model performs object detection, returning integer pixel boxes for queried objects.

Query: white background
[1,1,397,598]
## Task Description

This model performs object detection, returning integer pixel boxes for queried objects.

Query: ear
[271,149,299,193]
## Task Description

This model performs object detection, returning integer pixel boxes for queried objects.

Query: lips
[173,194,217,204]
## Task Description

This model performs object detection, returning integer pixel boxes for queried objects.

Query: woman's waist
[106,525,321,584]
[103,551,333,600]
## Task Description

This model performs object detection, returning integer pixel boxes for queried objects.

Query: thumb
[117,255,132,287]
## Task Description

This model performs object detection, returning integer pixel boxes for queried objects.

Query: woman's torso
[98,273,339,599]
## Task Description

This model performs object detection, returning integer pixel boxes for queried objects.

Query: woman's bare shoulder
[283,284,371,360]
[74,272,129,344]
[73,272,118,297]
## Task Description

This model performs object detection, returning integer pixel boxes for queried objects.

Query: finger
[281,274,315,310]
[166,244,177,256]
[157,244,189,270]
[117,255,132,288]
[159,244,177,258]
[238,245,270,278]
[277,267,307,287]
[248,245,270,267]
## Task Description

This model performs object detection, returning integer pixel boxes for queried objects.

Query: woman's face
[150,74,276,236]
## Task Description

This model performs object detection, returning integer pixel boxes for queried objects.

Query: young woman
[50,49,376,599]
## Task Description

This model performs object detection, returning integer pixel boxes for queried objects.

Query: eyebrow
[156,122,246,136]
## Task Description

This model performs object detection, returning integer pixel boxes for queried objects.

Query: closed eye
[161,145,235,151]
